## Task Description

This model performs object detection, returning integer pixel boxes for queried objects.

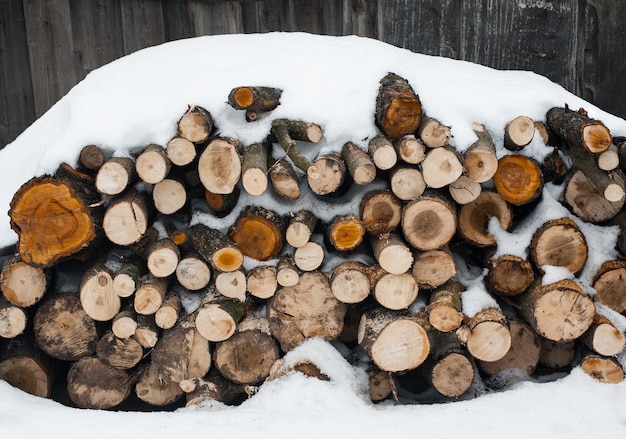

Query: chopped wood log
[0,255,48,307]
[152,178,187,215]
[369,266,418,311]
[486,254,534,297]
[359,189,403,238]
[368,134,397,170]
[426,280,464,333]
[418,116,451,148]
[286,210,318,248]
[276,255,300,287]
[135,362,184,406]
[307,152,347,196]
[187,223,244,273]
[418,340,474,398]
[242,141,269,196]
[327,214,365,252]
[195,287,247,342]
[215,270,247,302]
[96,330,143,370]
[529,217,588,275]
[579,353,625,383]
[493,154,543,206]
[229,206,286,261]
[329,260,371,304]
[389,166,426,201]
[95,156,136,195]
[111,306,138,339]
[401,193,457,251]
[228,86,282,111]
[0,296,27,339]
[146,238,180,278]
[204,186,240,216]
[597,144,620,171]
[79,263,120,322]
[112,254,146,297]
[539,338,575,369]
[134,314,160,349]
[134,276,169,316]
[368,367,394,402]
[375,73,422,140]
[268,271,346,352]
[448,175,482,205]
[294,241,325,272]
[0,339,52,398]
[182,374,247,406]
[477,318,540,376]
[421,146,464,189]
[394,135,425,165]
[582,314,626,356]
[268,157,301,200]
[592,260,626,314]
[155,291,182,330]
[246,265,277,299]
[166,136,197,167]
[67,356,131,409]
[177,105,213,144]
[198,137,241,194]
[342,141,376,185]
[370,233,413,275]
[358,308,430,372]
[79,144,106,171]
[411,248,457,290]
[458,307,511,362]
[102,189,151,246]
[135,143,171,184]
[271,119,322,161]
[546,106,612,154]
[175,252,212,291]
[563,168,625,223]
[463,123,498,183]
[504,116,535,151]
[458,190,513,247]
[33,292,97,361]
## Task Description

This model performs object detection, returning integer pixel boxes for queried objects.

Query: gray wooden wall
[1,0,625,148]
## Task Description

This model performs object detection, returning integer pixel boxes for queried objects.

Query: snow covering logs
[2,74,626,410]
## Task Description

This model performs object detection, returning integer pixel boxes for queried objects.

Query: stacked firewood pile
[1,73,625,410]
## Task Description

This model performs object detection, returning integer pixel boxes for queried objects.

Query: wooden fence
[1,0,625,148]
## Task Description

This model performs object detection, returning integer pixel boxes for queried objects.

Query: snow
[1,32,626,438]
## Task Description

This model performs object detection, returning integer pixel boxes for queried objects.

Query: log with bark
[463,123,498,183]
[228,206,286,261]
[375,73,422,140]
[458,190,513,248]
[0,295,27,339]
[66,356,131,409]
[546,106,612,154]
[418,116,452,148]
[359,189,403,238]
[503,116,536,151]
[529,217,588,275]
[368,134,397,170]
[177,105,214,144]
[228,86,282,112]
[198,137,242,194]
[492,154,543,206]
[1,255,48,307]
[401,193,457,251]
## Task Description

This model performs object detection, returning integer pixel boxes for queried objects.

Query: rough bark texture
[375,73,422,140]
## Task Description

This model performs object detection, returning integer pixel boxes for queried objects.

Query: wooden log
[96,330,143,370]
[152,178,187,215]
[389,165,426,201]
[112,254,146,298]
[401,193,457,251]
[79,263,120,322]
[426,280,464,333]
[246,265,277,299]
[111,306,138,339]
[421,344,475,398]
[0,296,27,339]
[242,141,269,196]
[597,144,620,171]
[103,189,151,246]
[215,270,247,302]
[342,141,376,185]
[375,72,422,140]
[529,217,588,275]
[463,123,498,183]
[457,307,511,362]
[327,214,366,252]
[146,238,180,278]
[0,338,52,398]
[504,116,535,151]
[368,134,397,170]
[134,314,160,349]
[276,255,300,287]
[294,241,325,272]
[493,154,543,206]
[135,143,171,184]
[33,291,97,361]
[95,156,137,195]
[448,175,482,205]
[182,374,247,406]
[155,291,182,330]
[421,146,464,189]
[175,252,212,291]
[134,276,169,316]
[0,255,48,307]
[546,106,612,154]
[592,260,626,314]
[394,135,425,165]
[370,233,413,275]
[307,151,347,196]
[486,254,534,297]
[542,147,568,184]
[187,223,244,273]
[79,144,106,171]
[67,356,131,409]
[195,287,247,343]
[135,362,184,407]
[359,189,403,238]
[204,186,240,216]
[286,210,318,248]
[271,118,322,171]
[166,136,197,167]
[579,353,625,383]
[358,308,430,372]
[538,338,576,369]
[367,367,394,402]
[228,206,286,261]
[329,260,371,304]
[418,116,451,148]
[563,168,625,223]
[411,248,457,290]
[227,86,282,111]
[268,157,301,200]
[268,271,346,352]
[582,314,626,356]
[458,190,513,247]
[177,105,213,144]
[369,265,418,311]
[198,137,241,194]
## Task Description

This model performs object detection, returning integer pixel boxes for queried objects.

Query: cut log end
[493,155,543,206]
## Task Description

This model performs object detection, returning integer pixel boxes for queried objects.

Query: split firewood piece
[33,292,97,361]
[546,106,612,154]
[0,296,27,339]
[329,260,372,304]
[0,339,52,398]
[271,118,323,172]
[276,255,300,287]
[214,324,280,385]
[204,187,240,216]
[457,307,511,362]
[449,175,482,205]
[426,280,464,333]
[96,330,143,370]
[134,276,170,316]
[294,241,325,272]
[79,144,106,171]
[563,168,625,223]
[411,248,457,290]
[246,265,277,299]
[375,72,422,140]
[421,146,464,189]
[242,141,269,196]
[369,265,418,311]
[418,116,452,148]
[580,352,625,383]
[367,367,395,402]
[504,116,535,151]
[358,308,430,372]
[152,178,187,215]
[370,233,413,275]
[166,136,197,167]
[227,86,282,111]
[0,255,48,307]
[477,318,541,376]
[529,217,588,275]
[95,156,137,195]
[135,362,184,406]
[80,263,120,322]
[368,134,397,170]
[327,214,366,252]
[155,290,182,330]
[458,190,513,247]
[342,141,376,185]
[268,271,346,352]
[146,238,180,278]
[135,144,171,184]
[401,193,457,251]
[111,305,138,339]
[592,260,626,314]
[113,255,146,298]
[493,154,543,206]
[486,254,534,297]
[513,279,595,342]
[195,287,247,342]
[177,105,213,144]
[103,189,151,246]
[394,135,426,165]
[268,157,301,200]
[9,169,102,268]
[67,356,131,409]
[307,152,347,196]
[597,144,620,171]
[187,223,244,273]
[198,137,242,194]
[582,314,626,356]
[286,210,318,248]
[539,338,576,369]
[134,314,160,349]
[463,123,498,183]
[175,252,212,291]
[389,165,426,201]
[229,206,286,261]
[215,269,247,302]
[359,189,403,238]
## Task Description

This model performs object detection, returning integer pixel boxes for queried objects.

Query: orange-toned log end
[582,123,612,154]
[493,154,543,206]
[330,219,366,251]
[9,179,97,267]
[213,248,244,272]
[382,94,422,140]
[229,216,283,261]
[234,87,254,108]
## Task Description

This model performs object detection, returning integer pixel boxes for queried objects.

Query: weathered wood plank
[162,0,193,40]
[341,0,378,37]
[188,0,244,35]
[120,0,166,54]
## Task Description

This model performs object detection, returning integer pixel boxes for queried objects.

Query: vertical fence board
[341,0,378,38]
[188,0,244,36]
[120,0,166,55]
[162,0,193,40]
